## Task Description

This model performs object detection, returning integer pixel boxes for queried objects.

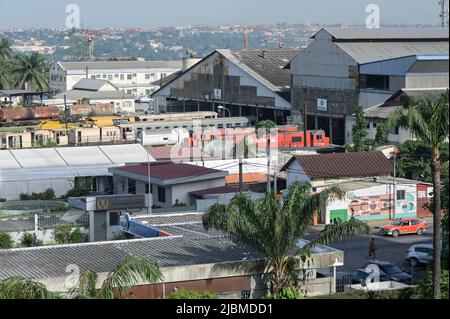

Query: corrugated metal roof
[336,41,449,64]
[59,60,183,71]
[283,151,393,179]
[407,60,449,73]
[190,186,239,198]
[363,104,401,119]
[53,90,134,101]
[0,144,151,172]
[321,28,449,41]
[72,78,111,91]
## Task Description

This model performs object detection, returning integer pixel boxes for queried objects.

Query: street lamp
[217,105,231,118]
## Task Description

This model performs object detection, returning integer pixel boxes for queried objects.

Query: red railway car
[0,106,59,121]
[190,126,330,149]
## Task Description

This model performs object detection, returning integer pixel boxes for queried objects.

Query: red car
[379,218,427,238]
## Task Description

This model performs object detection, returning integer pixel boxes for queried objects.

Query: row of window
[88,73,167,81]
[128,180,166,203]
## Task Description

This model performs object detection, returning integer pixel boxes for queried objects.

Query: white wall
[0,178,74,200]
[171,178,226,206]
[285,160,311,188]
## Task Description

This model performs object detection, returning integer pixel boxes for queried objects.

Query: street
[304,221,434,282]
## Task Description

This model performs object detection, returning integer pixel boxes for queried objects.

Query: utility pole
[392,152,397,220]
[64,95,68,129]
[266,134,271,193]
[303,99,308,147]
[147,150,152,215]
[239,157,243,193]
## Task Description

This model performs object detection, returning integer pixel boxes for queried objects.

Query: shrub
[19,188,56,201]
[53,224,87,244]
[21,233,34,247]
[50,206,69,213]
[0,232,13,249]
[264,288,305,299]
[20,193,31,201]
[0,198,7,202]
[168,288,217,299]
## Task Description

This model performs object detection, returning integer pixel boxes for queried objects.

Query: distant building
[51,78,136,113]
[345,88,448,145]
[50,60,184,97]
[152,49,301,124]
[282,151,394,189]
[290,28,449,145]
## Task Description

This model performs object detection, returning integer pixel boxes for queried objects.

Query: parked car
[379,218,427,238]
[361,260,412,284]
[405,244,433,267]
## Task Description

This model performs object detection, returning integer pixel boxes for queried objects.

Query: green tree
[0,60,12,90]
[374,122,388,146]
[0,39,12,60]
[389,90,449,299]
[70,256,163,299]
[0,256,163,299]
[13,52,49,91]
[348,106,373,152]
[202,183,370,293]
[53,224,86,244]
[0,278,60,299]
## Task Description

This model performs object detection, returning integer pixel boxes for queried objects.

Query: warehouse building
[290,28,449,145]
[152,49,301,124]
[0,144,154,200]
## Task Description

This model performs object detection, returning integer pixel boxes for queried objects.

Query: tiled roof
[283,151,393,179]
[226,173,267,184]
[114,162,227,181]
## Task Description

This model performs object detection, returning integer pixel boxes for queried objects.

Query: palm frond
[0,277,60,299]
[96,255,162,299]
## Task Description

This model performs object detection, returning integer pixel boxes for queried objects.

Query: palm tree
[0,38,12,60]
[0,60,12,90]
[13,52,49,91]
[389,91,449,299]
[0,255,163,299]
[203,182,370,292]
[0,277,60,299]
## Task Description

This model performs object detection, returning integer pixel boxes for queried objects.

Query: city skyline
[0,0,443,29]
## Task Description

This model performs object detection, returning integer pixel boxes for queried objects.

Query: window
[120,74,125,80]
[292,136,302,143]
[91,75,96,79]
[416,247,432,254]
[108,75,113,80]
[102,74,107,79]
[372,122,377,128]
[145,183,152,194]
[145,89,151,95]
[128,179,136,194]
[397,190,406,200]
[96,74,101,79]
[114,74,119,78]
[360,74,390,90]
[390,126,400,135]
[109,212,120,226]
[127,74,132,80]
[158,186,166,203]
[411,220,421,225]
[145,74,150,80]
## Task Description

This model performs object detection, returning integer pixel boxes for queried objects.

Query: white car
[404,244,433,267]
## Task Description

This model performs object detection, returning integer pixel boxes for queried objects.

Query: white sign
[365,4,381,29]
[317,98,328,111]
[213,89,222,100]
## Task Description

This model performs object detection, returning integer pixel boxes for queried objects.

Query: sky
[0,0,443,29]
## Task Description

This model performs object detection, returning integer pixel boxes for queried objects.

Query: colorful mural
[347,192,416,220]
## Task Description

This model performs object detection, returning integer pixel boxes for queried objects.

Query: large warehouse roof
[316,28,449,41]
[0,144,154,171]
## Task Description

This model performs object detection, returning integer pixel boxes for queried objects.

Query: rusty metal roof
[283,151,393,180]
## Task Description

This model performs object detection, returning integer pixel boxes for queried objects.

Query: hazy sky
[0,0,443,29]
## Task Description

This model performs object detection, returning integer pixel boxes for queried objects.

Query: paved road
[304,223,434,281]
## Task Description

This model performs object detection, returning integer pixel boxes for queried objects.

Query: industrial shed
[0,144,154,200]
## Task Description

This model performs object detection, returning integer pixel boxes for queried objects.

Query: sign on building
[317,98,328,111]
[95,195,146,211]
[213,89,222,100]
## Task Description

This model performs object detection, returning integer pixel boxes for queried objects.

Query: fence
[335,272,353,293]
[0,211,89,233]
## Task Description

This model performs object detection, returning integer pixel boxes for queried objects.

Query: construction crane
[86,31,94,62]
[242,26,252,49]
[439,0,449,27]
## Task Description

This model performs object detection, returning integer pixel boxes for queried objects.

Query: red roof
[190,186,239,198]
[226,173,268,184]
[283,151,393,179]
[116,162,226,181]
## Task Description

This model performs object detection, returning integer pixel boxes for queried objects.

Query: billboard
[95,195,146,211]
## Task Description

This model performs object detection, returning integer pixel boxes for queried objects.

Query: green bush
[0,232,13,249]
[264,288,305,299]
[312,287,418,299]
[19,188,56,201]
[168,288,217,299]
[0,198,7,202]
[20,233,34,247]
[54,224,87,245]
[50,206,69,213]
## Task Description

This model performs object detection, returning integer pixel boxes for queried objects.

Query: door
[93,212,107,242]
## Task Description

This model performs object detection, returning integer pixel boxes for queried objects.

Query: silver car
[405,244,433,267]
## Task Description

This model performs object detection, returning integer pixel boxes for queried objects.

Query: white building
[50,60,184,97]
[51,78,136,113]
[0,144,154,200]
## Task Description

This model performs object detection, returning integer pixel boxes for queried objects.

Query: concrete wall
[171,178,226,206]
[405,74,449,88]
